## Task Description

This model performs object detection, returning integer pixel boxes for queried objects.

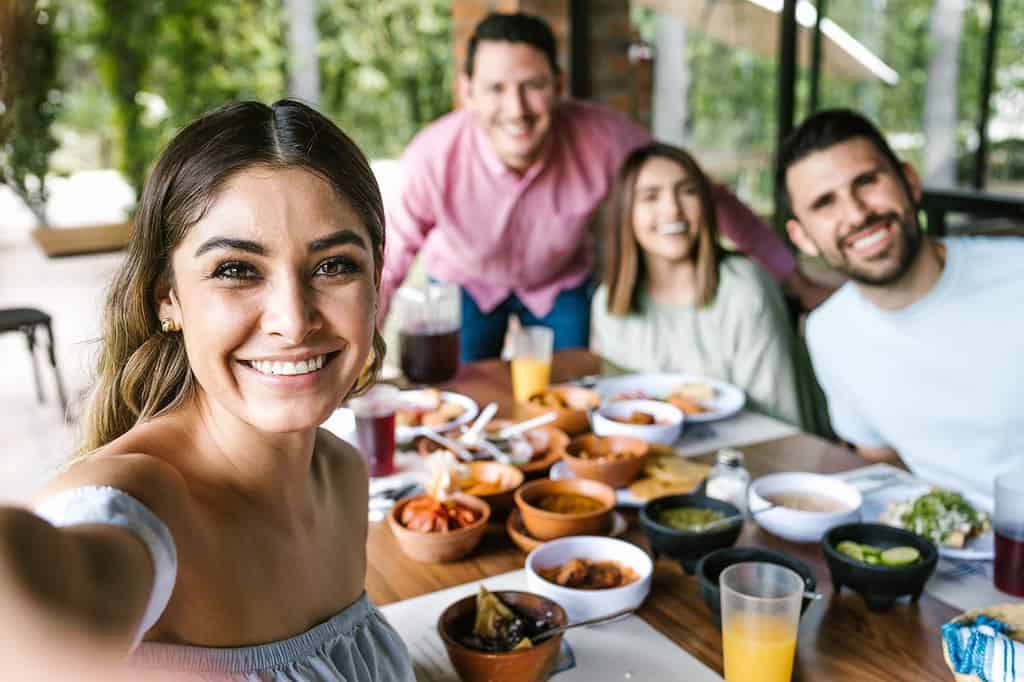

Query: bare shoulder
[34,451,192,531]
[315,430,372,532]
[316,429,368,484]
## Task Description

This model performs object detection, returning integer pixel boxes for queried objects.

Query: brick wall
[451,0,651,128]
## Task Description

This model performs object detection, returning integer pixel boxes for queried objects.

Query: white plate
[860,480,995,561]
[593,373,745,423]
[550,459,646,508]
[394,390,479,444]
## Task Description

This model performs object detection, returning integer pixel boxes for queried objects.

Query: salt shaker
[705,448,750,510]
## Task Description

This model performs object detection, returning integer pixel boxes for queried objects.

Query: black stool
[0,308,68,415]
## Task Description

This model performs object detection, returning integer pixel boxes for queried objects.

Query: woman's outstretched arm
[0,506,153,678]
[0,454,185,680]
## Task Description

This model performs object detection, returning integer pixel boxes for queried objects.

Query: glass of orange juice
[509,326,554,404]
[720,562,803,682]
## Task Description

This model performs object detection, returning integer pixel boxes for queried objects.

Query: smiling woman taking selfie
[592,143,829,434]
[0,101,413,680]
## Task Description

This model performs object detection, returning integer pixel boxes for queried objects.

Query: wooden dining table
[366,350,958,681]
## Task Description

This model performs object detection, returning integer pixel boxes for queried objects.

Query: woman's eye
[315,256,360,277]
[212,261,257,280]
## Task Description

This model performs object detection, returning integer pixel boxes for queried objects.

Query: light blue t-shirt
[806,236,1024,499]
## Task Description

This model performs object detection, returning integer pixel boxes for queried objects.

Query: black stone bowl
[822,522,939,612]
[639,494,742,574]
[696,547,818,625]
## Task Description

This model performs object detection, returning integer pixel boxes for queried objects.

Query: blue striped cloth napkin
[943,615,1021,681]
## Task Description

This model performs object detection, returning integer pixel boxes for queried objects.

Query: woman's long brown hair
[603,143,721,315]
[74,100,387,459]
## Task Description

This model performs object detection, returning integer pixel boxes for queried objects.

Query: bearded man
[780,108,1024,498]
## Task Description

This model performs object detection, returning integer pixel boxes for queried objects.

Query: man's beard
[826,210,923,286]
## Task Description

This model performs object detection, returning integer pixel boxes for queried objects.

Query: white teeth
[852,229,886,251]
[250,354,327,376]
[657,220,689,235]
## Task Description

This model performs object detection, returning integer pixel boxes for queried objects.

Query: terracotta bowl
[564,434,650,489]
[457,461,525,517]
[387,493,490,563]
[438,590,568,682]
[514,477,616,541]
[519,384,600,435]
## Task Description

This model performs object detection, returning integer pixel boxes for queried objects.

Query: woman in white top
[0,101,413,680]
[592,143,829,434]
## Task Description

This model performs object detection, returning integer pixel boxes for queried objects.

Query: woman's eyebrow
[194,237,265,258]
[307,229,367,254]
[192,229,367,258]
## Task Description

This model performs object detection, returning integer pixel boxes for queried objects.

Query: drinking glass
[994,469,1024,597]
[348,385,399,478]
[720,562,803,682]
[393,282,461,385]
[509,326,554,404]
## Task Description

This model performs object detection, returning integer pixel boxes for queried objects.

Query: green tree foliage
[635,0,1024,207]
[1,0,61,225]
[55,0,450,205]
[61,0,287,203]
[317,0,451,157]
[91,0,159,199]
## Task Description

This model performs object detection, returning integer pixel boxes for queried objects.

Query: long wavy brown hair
[76,100,387,457]
[603,143,721,315]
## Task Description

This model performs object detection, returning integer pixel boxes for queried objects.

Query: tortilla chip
[644,454,711,485]
[629,476,698,501]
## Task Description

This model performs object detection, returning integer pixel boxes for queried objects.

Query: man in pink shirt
[381,12,828,361]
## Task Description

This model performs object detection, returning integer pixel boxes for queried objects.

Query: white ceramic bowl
[525,536,653,623]
[749,472,863,543]
[591,399,684,445]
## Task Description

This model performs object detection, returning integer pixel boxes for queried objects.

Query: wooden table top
[367,349,957,681]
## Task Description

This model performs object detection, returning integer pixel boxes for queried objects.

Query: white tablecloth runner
[379,569,723,682]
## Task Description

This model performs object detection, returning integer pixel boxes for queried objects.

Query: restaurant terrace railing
[922,187,1024,236]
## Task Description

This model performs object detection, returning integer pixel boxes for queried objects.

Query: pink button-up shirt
[381,99,795,319]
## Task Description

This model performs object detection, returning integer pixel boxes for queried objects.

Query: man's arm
[853,444,903,465]
[782,269,836,311]
[712,184,836,311]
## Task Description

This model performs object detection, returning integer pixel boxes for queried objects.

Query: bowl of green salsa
[639,494,743,574]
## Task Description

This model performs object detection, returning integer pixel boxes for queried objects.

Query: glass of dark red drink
[394,282,461,385]
[399,324,460,385]
[994,469,1024,597]
[348,385,399,478]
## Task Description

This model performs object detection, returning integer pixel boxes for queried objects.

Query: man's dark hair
[465,12,559,78]
[776,108,911,219]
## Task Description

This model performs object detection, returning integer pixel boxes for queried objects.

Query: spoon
[419,428,475,462]
[496,411,558,440]
[456,404,513,464]
[681,503,779,534]
[530,605,638,643]
[461,402,499,446]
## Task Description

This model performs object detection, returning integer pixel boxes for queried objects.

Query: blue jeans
[458,281,592,362]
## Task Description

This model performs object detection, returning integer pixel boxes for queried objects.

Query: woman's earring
[160,318,181,334]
